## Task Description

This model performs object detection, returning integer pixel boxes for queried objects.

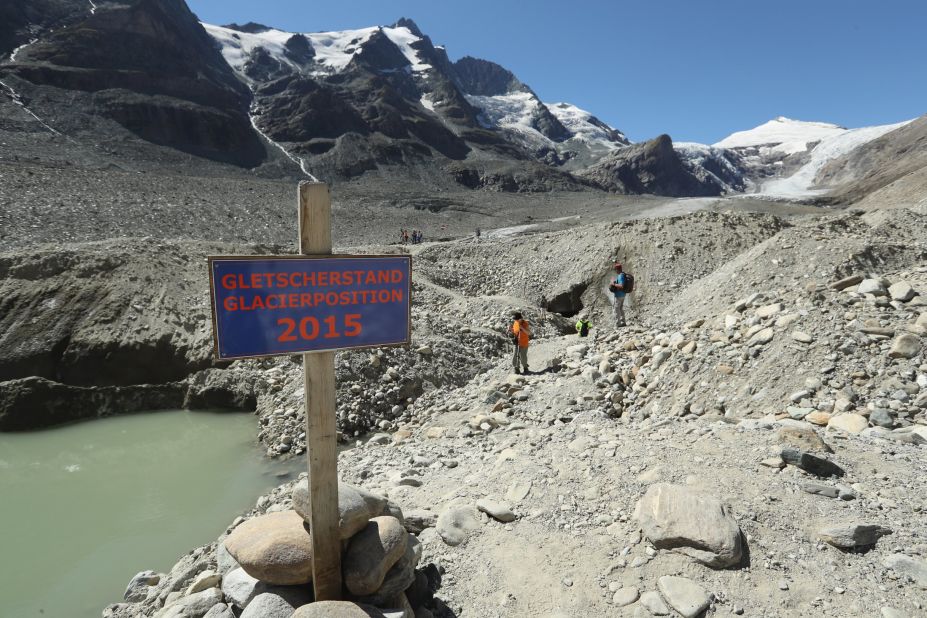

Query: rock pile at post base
[104,481,426,618]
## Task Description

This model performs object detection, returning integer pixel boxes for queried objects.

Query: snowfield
[465,91,543,139]
[202,23,430,77]
[547,102,628,147]
[714,116,847,155]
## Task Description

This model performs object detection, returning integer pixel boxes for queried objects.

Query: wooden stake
[298,181,342,601]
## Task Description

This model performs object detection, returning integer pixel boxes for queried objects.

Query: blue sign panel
[208,255,411,359]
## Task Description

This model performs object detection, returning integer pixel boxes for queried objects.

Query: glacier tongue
[758,120,913,197]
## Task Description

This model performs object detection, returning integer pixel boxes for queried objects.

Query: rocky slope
[0,0,268,167]
[815,114,927,206]
[99,202,927,618]
[0,0,89,58]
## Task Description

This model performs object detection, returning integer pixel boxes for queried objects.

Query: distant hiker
[575,316,592,337]
[475,227,481,240]
[510,311,532,374]
[399,229,406,244]
[403,229,409,244]
[609,262,633,327]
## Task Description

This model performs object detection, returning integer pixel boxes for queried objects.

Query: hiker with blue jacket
[609,262,631,327]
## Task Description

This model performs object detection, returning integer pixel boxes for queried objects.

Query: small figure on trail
[399,229,406,244]
[608,262,633,327]
[509,311,532,374]
[403,229,409,244]
[475,227,481,240]
[575,315,592,337]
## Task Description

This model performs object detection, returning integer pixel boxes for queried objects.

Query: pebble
[802,482,839,498]
[780,449,844,477]
[657,576,711,618]
[476,499,516,523]
[640,590,671,616]
[612,587,640,606]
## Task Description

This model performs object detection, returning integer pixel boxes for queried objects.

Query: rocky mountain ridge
[2,0,924,203]
[202,18,630,184]
[0,0,782,198]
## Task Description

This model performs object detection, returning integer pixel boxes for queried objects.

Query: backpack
[623,273,634,294]
[511,320,531,343]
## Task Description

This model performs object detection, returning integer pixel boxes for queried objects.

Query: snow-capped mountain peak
[202,22,431,78]
[714,116,846,154]
[203,20,633,165]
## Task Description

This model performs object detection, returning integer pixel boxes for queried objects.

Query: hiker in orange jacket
[510,311,531,374]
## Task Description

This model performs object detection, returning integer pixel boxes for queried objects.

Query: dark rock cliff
[580,134,725,197]
[1,0,265,166]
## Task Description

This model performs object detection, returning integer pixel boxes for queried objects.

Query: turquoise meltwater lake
[0,410,302,618]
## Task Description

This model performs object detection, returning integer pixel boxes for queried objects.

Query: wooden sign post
[207,182,412,604]
[298,181,342,601]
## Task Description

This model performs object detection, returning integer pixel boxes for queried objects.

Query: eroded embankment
[0,239,271,429]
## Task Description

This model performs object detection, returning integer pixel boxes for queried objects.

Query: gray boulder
[888,281,916,302]
[124,570,161,602]
[818,523,892,548]
[221,568,263,608]
[436,504,481,546]
[292,480,387,540]
[291,601,397,617]
[780,449,845,477]
[657,576,711,618]
[343,516,408,596]
[883,554,927,588]
[476,498,516,523]
[154,588,223,618]
[216,542,240,576]
[240,592,296,618]
[203,605,235,618]
[858,278,887,296]
[633,483,743,568]
[352,537,420,605]
[889,334,922,359]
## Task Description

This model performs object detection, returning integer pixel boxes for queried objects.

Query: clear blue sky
[188,0,926,144]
